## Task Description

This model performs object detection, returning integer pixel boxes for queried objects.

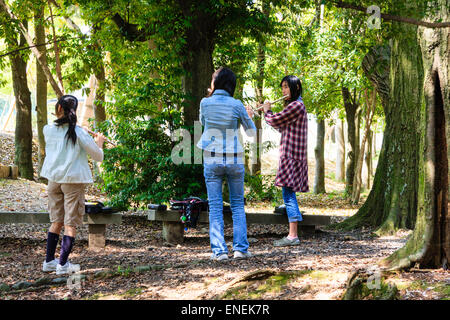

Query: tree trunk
[382,0,449,269]
[342,87,359,195]
[181,11,215,127]
[314,119,326,193]
[92,52,106,124]
[351,89,376,204]
[365,129,373,189]
[252,42,265,175]
[7,21,34,180]
[251,0,269,176]
[335,114,346,181]
[35,4,48,180]
[337,2,449,271]
[337,24,421,234]
[0,0,63,98]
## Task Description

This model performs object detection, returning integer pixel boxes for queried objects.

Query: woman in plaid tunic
[260,75,308,247]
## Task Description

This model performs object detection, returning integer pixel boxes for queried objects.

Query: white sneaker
[210,253,229,261]
[56,261,80,275]
[233,251,252,259]
[42,259,59,272]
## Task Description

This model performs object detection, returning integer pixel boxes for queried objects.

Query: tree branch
[111,13,153,42]
[0,35,84,58]
[0,0,64,98]
[48,0,64,94]
[332,0,450,28]
[48,0,83,34]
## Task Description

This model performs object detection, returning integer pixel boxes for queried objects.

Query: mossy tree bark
[336,34,420,234]
[337,0,449,269]
[382,0,449,269]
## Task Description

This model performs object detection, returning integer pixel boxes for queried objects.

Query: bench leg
[88,224,106,250]
[162,221,184,244]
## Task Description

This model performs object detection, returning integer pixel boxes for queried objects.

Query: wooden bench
[148,209,331,244]
[0,211,122,249]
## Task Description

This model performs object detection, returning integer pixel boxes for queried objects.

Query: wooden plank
[88,224,106,249]
[84,213,122,225]
[0,165,10,178]
[148,210,331,226]
[0,212,50,224]
[0,212,122,225]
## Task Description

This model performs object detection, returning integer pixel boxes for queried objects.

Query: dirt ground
[0,181,448,300]
[0,133,448,300]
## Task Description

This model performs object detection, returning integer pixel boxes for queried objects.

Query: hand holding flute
[82,126,116,147]
[258,95,289,112]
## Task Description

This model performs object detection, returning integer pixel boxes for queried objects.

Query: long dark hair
[54,95,78,145]
[281,75,302,106]
[208,67,236,97]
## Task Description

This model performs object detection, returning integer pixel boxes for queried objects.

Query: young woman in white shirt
[40,95,106,275]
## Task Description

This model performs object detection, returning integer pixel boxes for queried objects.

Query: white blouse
[40,124,104,183]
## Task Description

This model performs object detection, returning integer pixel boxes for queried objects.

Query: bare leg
[64,225,77,238]
[288,221,298,238]
[49,222,63,235]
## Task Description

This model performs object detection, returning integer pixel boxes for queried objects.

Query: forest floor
[0,132,449,300]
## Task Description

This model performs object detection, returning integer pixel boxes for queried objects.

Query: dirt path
[0,133,448,300]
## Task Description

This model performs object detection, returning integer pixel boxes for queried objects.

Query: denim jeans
[204,157,249,256]
[282,186,303,223]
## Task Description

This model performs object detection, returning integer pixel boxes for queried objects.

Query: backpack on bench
[85,201,118,214]
[169,197,208,229]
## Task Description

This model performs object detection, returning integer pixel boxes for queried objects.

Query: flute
[253,95,289,112]
[85,128,117,147]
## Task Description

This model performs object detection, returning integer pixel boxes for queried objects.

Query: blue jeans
[203,159,249,256]
[282,187,303,223]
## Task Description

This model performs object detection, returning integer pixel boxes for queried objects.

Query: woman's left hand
[261,102,272,113]
[246,105,255,118]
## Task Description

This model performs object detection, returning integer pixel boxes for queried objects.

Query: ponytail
[54,95,78,145]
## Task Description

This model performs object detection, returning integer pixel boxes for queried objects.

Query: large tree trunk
[35,4,47,180]
[314,119,326,193]
[181,10,215,127]
[7,21,34,180]
[338,26,421,234]
[382,0,449,269]
[337,0,449,269]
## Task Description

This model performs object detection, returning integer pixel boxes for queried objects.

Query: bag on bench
[274,204,287,214]
[170,197,208,229]
[85,201,118,214]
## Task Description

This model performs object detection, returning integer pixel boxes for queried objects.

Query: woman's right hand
[94,132,107,149]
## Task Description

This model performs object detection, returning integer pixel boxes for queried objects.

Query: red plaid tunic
[264,99,309,193]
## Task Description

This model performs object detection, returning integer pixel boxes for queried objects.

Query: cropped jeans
[203,155,249,257]
[282,186,303,223]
